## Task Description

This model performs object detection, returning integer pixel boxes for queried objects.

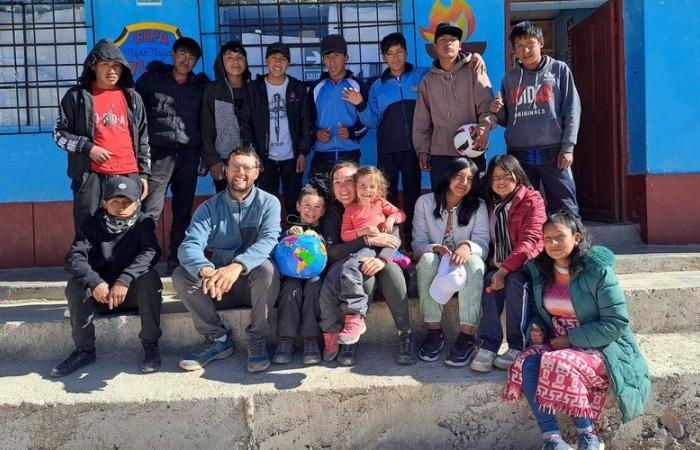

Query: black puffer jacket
[244,74,312,159]
[136,60,209,149]
[53,38,150,182]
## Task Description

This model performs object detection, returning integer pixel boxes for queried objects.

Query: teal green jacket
[524,246,651,423]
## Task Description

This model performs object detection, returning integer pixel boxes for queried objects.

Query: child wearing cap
[243,41,312,217]
[308,34,368,179]
[50,174,163,377]
[411,158,489,367]
[412,21,496,188]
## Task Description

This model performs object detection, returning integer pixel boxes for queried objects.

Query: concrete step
[2,251,700,303]
[2,270,699,360]
[1,332,698,449]
[587,221,643,247]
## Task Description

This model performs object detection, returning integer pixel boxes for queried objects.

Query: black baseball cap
[320,34,347,56]
[265,42,291,62]
[434,21,463,42]
[103,175,141,202]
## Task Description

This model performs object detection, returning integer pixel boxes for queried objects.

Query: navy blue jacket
[357,64,428,154]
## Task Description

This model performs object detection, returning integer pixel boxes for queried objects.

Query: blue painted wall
[625,0,700,175]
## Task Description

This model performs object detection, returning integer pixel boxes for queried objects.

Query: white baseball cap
[429,254,468,305]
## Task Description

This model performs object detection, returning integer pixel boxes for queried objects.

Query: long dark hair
[534,210,591,285]
[432,158,480,226]
[485,154,532,207]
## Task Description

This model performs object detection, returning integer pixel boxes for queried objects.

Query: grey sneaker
[577,431,603,450]
[470,348,497,373]
[541,437,574,450]
[179,335,234,371]
[272,336,295,364]
[494,348,521,370]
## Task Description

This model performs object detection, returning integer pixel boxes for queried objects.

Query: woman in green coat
[503,211,650,450]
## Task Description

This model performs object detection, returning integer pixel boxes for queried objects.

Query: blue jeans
[522,353,593,434]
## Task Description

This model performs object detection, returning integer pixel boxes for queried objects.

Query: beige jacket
[412,53,496,157]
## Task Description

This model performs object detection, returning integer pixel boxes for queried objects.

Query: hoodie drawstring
[513,68,524,126]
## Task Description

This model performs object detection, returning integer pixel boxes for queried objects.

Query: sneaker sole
[418,340,444,362]
[337,321,367,345]
[247,360,270,373]
[49,357,96,378]
[271,355,294,364]
[179,345,235,371]
[493,359,514,370]
[445,349,478,368]
[469,362,493,373]
[302,356,322,365]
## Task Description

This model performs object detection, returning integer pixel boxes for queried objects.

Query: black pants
[276,276,323,337]
[429,154,486,193]
[142,146,200,263]
[309,149,361,181]
[258,157,302,216]
[378,150,421,246]
[65,269,163,350]
[71,172,142,234]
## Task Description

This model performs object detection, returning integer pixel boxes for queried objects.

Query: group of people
[50,20,649,450]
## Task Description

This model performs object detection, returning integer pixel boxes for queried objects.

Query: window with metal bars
[213,0,402,85]
[0,1,89,134]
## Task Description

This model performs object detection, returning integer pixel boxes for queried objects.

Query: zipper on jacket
[397,75,411,150]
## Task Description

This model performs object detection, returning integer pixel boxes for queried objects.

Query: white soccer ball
[453,123,486,159]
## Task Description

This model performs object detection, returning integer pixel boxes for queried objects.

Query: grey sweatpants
[172,260,280,341]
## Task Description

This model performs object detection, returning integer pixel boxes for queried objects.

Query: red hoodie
[499,184,546,273]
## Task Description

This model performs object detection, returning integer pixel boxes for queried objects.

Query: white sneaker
[469,348,496,373]
[494,348,521,370]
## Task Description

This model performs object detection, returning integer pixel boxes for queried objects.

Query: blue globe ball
[274,234,328,279]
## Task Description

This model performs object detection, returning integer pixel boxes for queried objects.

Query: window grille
[0,1,89,134]
[213,0,403,85]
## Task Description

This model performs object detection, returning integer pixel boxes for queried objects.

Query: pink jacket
[341,198,406,242]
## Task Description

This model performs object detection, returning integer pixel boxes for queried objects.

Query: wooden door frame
[503,0,630,222]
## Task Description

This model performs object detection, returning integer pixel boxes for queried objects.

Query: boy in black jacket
[244,42,312,217]
[50,175,163,377]
[53,38,150,233]
[136,37,209,273]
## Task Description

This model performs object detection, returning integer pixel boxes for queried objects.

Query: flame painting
[420,0,476,43]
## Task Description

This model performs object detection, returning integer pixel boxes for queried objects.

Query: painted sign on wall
[114,22,182,79]
[418,0,487,58]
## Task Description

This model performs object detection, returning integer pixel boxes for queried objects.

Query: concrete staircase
[2,229,700,449]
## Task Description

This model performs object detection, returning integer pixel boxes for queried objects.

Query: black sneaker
[302,336,322,365]
[418,329,445,362]
[247,338,270,373]
[444,332,478,367]
[165,258,179,276]
[49,348,96,377]
[337,343,357,366]
[272,336,295,364]
[141,342,161,373]
[397,331,417,365]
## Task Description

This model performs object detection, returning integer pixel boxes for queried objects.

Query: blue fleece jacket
[178,187,281,278]
[357,63,429,154]
[309,70,368,153]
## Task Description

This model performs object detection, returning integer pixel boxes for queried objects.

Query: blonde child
[327,167,406,346]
